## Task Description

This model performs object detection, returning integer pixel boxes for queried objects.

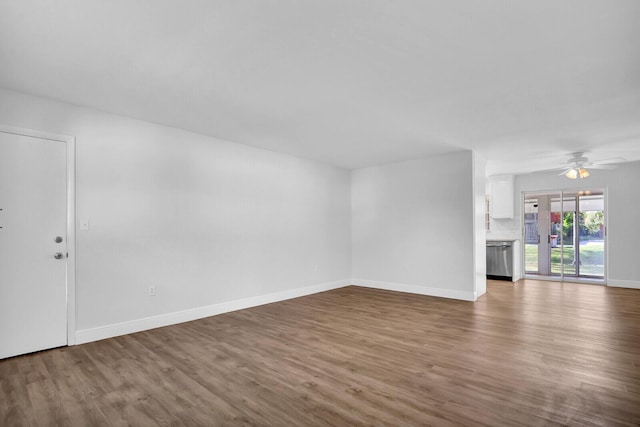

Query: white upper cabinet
[489,175,514,219]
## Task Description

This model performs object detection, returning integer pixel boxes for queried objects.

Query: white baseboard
[607,279,640,289]
[351,278,476,301]
[75,279,350,345]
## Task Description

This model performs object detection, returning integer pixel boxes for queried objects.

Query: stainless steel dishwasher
[486,241,513,281]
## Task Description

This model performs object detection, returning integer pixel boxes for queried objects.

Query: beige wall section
[0,87,352,337]
[473,152,487,297]
[351,150,481,301]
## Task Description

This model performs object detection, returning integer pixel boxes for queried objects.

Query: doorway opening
[523,189,605,283]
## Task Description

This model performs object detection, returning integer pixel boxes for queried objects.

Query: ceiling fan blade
[593,157,627,165]
[587,164,617,170]
[526,167,564,175]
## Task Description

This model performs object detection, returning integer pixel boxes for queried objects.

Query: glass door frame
[521,187,607,284]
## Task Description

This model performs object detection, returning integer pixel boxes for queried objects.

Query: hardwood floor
[1,280,639,426]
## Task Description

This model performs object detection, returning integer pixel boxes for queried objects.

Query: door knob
[54,236,63,243]
[54,252,64,260]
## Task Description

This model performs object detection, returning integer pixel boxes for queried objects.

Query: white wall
[488,161,640,288]
[473,153,487,296]
[0,88,352,341]
[351,151,485,301]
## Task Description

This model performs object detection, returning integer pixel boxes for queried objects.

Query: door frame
[520,187,608,285]
[0,124,76,345]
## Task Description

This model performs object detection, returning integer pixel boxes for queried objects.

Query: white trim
[0,125,77,346]
[604,188,609,283]
[66,137,76,344]
[75,279,350,345]
[607,279,640,289]
[0,124,70,142]
[522,274,606,286]
[351,279,476,301]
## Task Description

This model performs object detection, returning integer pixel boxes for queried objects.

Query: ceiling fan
[559,152,624,179]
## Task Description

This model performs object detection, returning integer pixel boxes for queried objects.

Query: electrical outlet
[148,285,156,296]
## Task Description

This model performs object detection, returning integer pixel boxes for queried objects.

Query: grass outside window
[525,241,604,276]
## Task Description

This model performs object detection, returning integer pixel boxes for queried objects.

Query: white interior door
[0,130,68,359]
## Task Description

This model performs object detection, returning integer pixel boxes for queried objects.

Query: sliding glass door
[524,192,560,276]
[524,189,605,281]
[576,192,605,277]
[549,195,567,275]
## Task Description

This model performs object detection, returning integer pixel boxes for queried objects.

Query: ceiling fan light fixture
[565,167,590,179]
[578,167,590,179]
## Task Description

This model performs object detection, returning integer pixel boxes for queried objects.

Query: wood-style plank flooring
[1,280,639,426]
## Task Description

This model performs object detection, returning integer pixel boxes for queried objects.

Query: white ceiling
[1,1,639,175]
